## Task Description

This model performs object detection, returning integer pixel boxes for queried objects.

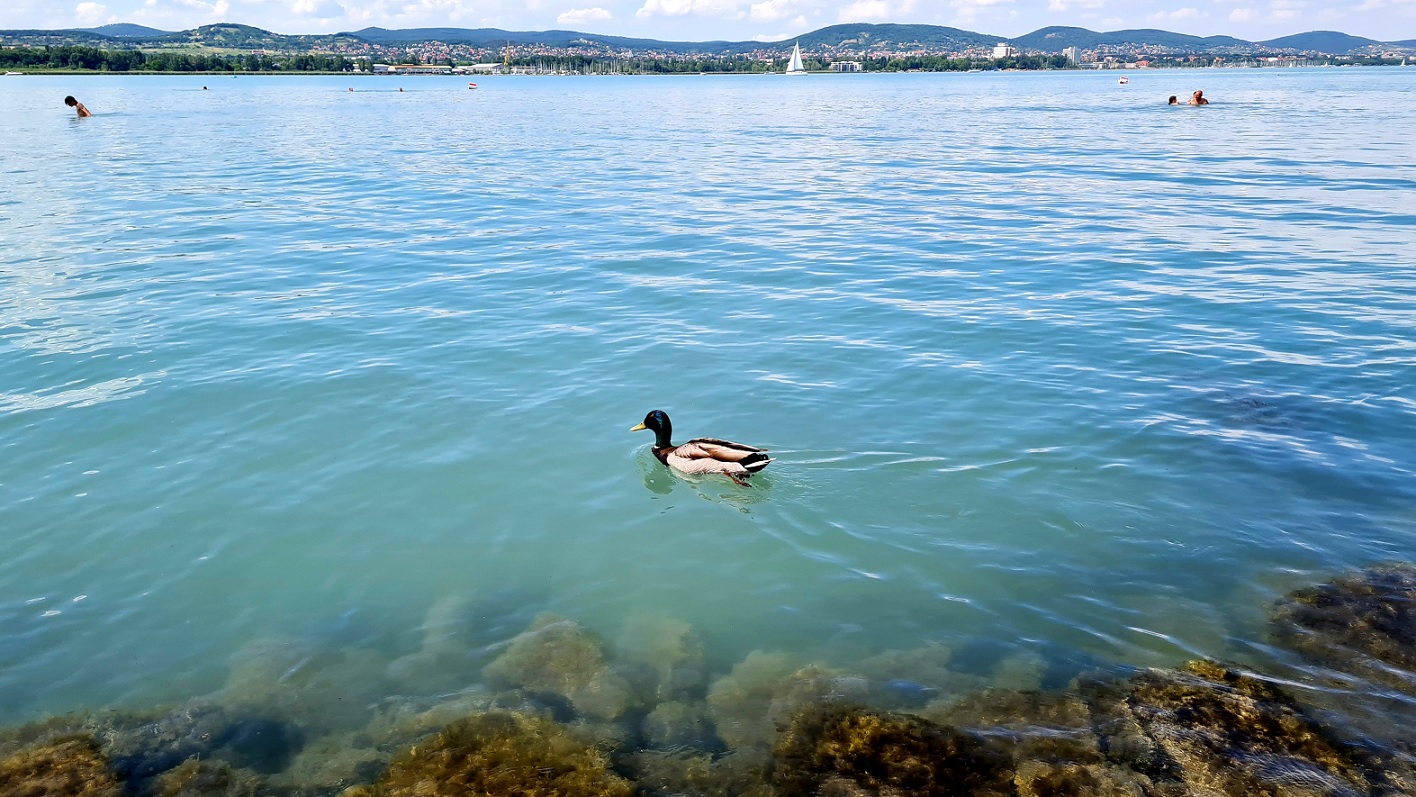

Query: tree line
[0,45,365,73]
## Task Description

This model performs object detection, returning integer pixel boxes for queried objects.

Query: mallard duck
[631,410,772,486]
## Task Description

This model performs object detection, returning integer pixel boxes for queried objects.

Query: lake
[1,68,1414,752]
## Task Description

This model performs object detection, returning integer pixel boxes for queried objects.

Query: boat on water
[1118,76,1130,84]
[4,71,21,76]
[785,41,807,75]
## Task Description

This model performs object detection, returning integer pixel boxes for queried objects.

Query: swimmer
[202,86,208,90]
[1188,89,1209,106]
[64,95,91,117]
[399,87,404,92]
[1168,95,1179,105]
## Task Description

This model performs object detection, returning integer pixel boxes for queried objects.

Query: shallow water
[1,68,1415,725]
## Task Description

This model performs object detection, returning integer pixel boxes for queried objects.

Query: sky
[2,0,1413,43]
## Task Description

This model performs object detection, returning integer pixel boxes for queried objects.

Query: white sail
[786,42,806,74]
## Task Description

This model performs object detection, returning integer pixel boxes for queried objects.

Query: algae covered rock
[1105,660,1374,797]
[387,595,483,695]
[858,644,986,710]
[617,614,708,702]
[356,711,633,797]
[707,653,869,750]
[642,701,716,750]
[627,749,773,797]
[153,760,261,797]
[1012,760,1149,797]
[0,735,124,797]
[771,704,1014,797]
[1272,562,1416,694]
[482,615,635,722]
[221,637,390,738]
[925,689,1101,764]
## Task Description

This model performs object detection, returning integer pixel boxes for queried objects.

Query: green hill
[1260,31,1380,52]
[80,23,169,37]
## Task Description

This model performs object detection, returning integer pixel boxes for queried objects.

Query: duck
[630,410,773,486]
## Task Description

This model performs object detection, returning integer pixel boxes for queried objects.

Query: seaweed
[352,711,633,797]
[153,760,262,797]
[0,735,124,797]
[771,703,1014,797]
[482,616,636,722]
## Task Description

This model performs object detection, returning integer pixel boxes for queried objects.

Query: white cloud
[557,5,611,23]
[74,1,109,23]
[1146,6,1202,20]
[838,0,889,20]
[1048,0,1105,12]
[749,0,793,21]
[635,0,739,18]
[291,0,344,17]
[1228,7,1259,19]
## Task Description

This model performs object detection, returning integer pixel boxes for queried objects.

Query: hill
[80,23,169,37]
[347,26,734,53]
[1260,30,1380,52]
[1013,26,1247,51]
[794,23,1001,51]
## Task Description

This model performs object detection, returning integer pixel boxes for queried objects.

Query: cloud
[635,0,739,18]
[1228,6,1259,19]
[749,0,794,21]
[838,0,888,19]
[1048,0,1106,11]
[74,1,109,23]
[291,0,345,17]
[557,5,611,23]
[1146,6,1202,20]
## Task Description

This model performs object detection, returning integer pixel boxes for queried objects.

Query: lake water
[1,69,1414,730]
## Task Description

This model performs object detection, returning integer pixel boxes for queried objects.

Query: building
[829,61,862,72]
[388,64,452,75]
[993,42,1019,59]
[1063,46,1079,64]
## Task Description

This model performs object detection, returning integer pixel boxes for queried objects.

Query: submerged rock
[348,711,633,797]
[626,748,772,797]
[617,614,708,702]
[482,615,635,722]
[925,688,1101,765]
[641,701,717,750]
[153,760,262,797]
[386,595,483,695]
[1272,562,1416,695]
[1090,660,1375,797]
[221,637,391,738]
[0,735,124,797]
[858,644,987,710]
[771,703,1015,797]
[706,653,868,751]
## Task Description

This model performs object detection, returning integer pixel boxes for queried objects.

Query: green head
[630,410,673,448]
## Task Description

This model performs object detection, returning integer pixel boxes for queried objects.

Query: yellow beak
[630,423,647,432]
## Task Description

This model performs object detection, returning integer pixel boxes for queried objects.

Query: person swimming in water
[1188,90,1209,106]
[64,95,92,117]
[1168,95,1179,105]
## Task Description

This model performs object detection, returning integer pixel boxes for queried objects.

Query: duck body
[632,410,772,486]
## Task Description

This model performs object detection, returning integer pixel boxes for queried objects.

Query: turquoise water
[1,69,1414,725]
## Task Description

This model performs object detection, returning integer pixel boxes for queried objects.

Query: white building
[993,42,1019,59]
[1063,46,1079,64]
[829,61,863,72]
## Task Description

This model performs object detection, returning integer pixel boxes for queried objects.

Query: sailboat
[785,41,807,75]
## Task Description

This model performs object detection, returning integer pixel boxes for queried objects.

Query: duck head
[630,410,673,448]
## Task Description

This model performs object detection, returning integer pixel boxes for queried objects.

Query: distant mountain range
[1,21,1411,56]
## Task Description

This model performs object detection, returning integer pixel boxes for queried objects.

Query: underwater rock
[221,637,392,737]
[1097,660,1374,797]
[771,703,1014,797]
[992,651,1048,694]
[641,701,717,750]
[349,711,633,797]
[266,732,386,793]
[153,760,261,797]
[858,644,987,710]
[626,749,773,797]
[99,701,267,782]
[386,595,483,695]
[617,614,708,702]
[482,615,634,722]
[1012,760,1150,797]
[1271,562,1416,695]
[707,653,871,751]
[925,689,1101,765]
[0,735,124,797]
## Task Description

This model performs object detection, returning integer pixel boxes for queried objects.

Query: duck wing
[678,438,769,462]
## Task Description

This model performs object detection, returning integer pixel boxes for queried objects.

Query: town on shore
[2,22,1413,74]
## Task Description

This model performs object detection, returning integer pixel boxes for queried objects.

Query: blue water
[1,69,1414,725]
